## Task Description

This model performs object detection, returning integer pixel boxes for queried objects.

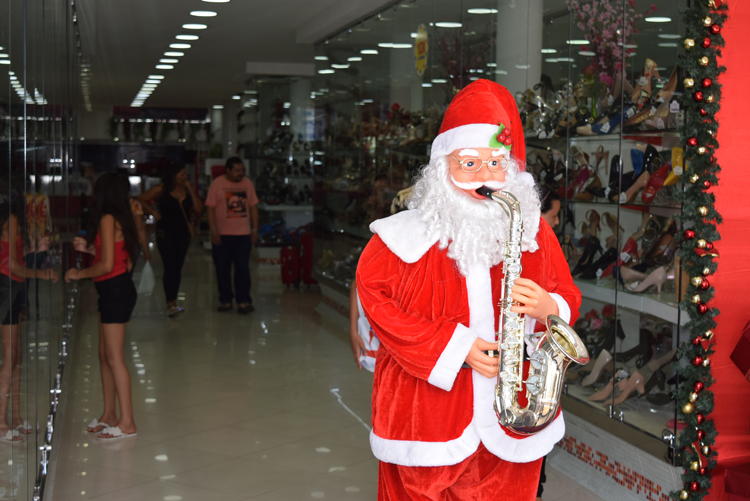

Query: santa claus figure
[356,79,581,500]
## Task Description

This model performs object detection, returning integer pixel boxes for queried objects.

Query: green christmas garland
[671,1,728,499]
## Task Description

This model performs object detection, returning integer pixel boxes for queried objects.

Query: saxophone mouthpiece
[475,186,496,199]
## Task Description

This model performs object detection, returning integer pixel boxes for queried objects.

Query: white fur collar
[369,210,439,264]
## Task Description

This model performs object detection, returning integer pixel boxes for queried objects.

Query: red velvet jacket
[356,209,581,467]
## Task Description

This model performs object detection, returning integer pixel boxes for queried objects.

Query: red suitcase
[280,245,300,287]
[300,232,317,285]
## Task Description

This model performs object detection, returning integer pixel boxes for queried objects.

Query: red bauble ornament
[692,336,702,346]
[701,78,713,88]
[694,91,704,102]
[699,108,708,117]
[700,467,707,476]
[710,24,721,36]
[684,229,696,240]
[697,413,706,425]
[703,180,711,189]
[702,37,712,48]
[694,381,705,392]
[700,279,710,291]
[692,355,704,366]
[697,303,709,314]
[697,429,706,440]
[705,242,714,250]
[688,137,698,147]
[690,481,701,492]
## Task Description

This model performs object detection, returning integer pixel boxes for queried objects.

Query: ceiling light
[283,102,291,108]
[435,22,462,28]
[176,35,199,41]
[201,0,229,2]
[566,39,590,45]
[314,56,328,60]
[658,34,681,39]
[142,84,157,89]
[545,58,559,63]
[318,69,335,74]
[355,27,370,32]
[213,105,224,109]
[145,79,161,84]
[347,56,362,62]
[361,49,378,55]
[658,42,678,47]
[331,63,350,69]
[190,11,217,16]
[0,61,10,65]
[410,33,418,38]
[422,83,432,87]
[391,43,412,48]
[232,95,241,100]
[362,99,373,103]
[182,24,207,30]
[170,43,191,49]
[160,59,178,63]
[164,51,184,57]
[578,51,595,56]
[155,65,174,69]
[378,43,393,48]
[0,54,8,58]
[467,8,497,14]
[645,16,672,23]
[431,78,447,83]
[541,48,557,54]
[148,75,165,79]
[556,57,572,62]
[515,64,530,69]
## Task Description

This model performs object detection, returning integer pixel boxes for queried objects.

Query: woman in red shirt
[66,173,140,439]
[0,200,58,441]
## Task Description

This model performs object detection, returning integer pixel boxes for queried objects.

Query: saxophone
[476,187,590,436]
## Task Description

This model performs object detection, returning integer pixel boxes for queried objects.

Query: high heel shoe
[615,266,647,282]
[571,236,602,276]
[617,237,638,267]
[606,370,646,407]
[646,346,678,373]
[618,329,655,368]
[631,58,661,109]
[613,170,650,204]
[586,209,600,238]
[643,368,666,395]
[641,161,670,204]
[644,219,678,266]
[588,370,629,401]
[579,247,618,279]
[588,319,625,360]
[626,266,667,294]
[581,349,613,387]
[663,147,683,186]
[594,145,609,171]
[631,148,646,178]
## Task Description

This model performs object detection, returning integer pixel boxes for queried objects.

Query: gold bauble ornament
[683,402,695,414]
[708,129,716,137]
[696,239,707,249]
[702,445,711,456]
[690,174,701,183]
[691,461,701,471]
[680,490,690,500]
[708,0,717,8]
[692,276,704,287]
[684,78,695,88]
[704,329,715,340]
[684,38,696,50]
[706,94,715,103]
[692,294,702,304]
[697,146,707,155]
[690,392,699,403]
[698,206,709,216]
[699,56,710,66]
[703,358,711,367]
[703,16,713,27]
[702,267,711,276]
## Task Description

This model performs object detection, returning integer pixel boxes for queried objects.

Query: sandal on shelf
[98,426,137,440]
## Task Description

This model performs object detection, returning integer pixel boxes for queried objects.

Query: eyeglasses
[450,155,508,173]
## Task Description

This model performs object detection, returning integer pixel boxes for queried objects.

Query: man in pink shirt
[206,157,260,314]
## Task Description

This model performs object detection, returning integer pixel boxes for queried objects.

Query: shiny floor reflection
[48,244,603,500]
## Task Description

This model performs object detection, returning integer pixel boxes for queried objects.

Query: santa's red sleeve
[356,234,477,392]
[538,218,581,327]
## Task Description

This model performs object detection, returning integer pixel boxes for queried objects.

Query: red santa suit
[356,79,582,500]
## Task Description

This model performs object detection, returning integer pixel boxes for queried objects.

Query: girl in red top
[66,173,139,439]
[0,199,58,441]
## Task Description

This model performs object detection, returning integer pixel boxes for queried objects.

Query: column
[495,0,543,96]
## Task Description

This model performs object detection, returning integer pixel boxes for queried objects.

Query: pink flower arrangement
[565,0,657,88]
[590,317,604,331]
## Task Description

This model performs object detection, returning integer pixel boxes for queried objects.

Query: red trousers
[378,444,543,501]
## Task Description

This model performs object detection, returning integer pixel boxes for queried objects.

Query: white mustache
[450,176,506,191]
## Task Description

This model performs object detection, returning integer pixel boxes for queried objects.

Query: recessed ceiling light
[645,16,671,23]
[232,95,241,100]
[0,61,10,65]
[410,33,418,38]
[435,22,462,28]
[148,75,165,79]
[578,51,595,56]
[314,56,328,60]
[515,64,530,69]
[557,57,572,62]
[347,57,362,62]
[145,79,161,84]
[658,33,681,39]
[566,39,589,45]
[176,35,199,41]
[170,43,191,49]
[361,99,373,103]
[142,84,157,88]
[160,59,179,63]
[155,65,174,69]
[431,78,447,83]
[545,58,559,63]
[182,24,207,30]
[467,8,497,14]
[391,43,412,48]
[331,64,350,69]
[164,52,184,57]
[422,83,432,87]
[318,69,335,74]
[202,0,229,2]
[190,11,217,17]
[487,62,497,67]
[361,49,378,55]
[0,54,9,58]
[378,43,393,48]
[213,105,224,109]
[541,48,557,54]
[658,42,678,47]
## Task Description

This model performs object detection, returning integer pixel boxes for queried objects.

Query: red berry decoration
[697,303,709,314]
[694,91,704,102]
[503,137,512,146]
[697,429,706,440]
[690,481,701,492]
[694,381,704,392]
[701,37,712,48]
[701,78,713,88]
[703,180,711,189]
[503,127,511,136]
[699,108,708,117]
[688,137,698,147]
[684,229,696,240]
[700,279,710,291]
[692,355,704,366]
[696,413,705,425]
[710,24,721,35]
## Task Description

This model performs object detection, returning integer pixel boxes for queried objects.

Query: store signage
[415,24,428,75]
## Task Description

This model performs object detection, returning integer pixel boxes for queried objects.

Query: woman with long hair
[0,198,58,441]
[66,172,139,439]
[139,163,202,316]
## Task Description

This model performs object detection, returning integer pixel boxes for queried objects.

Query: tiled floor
[48,244,605,500]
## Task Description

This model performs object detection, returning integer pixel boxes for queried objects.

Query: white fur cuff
[549,293,571,324]
[428,324,477,391]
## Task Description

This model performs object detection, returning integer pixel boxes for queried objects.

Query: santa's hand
[465,338,499,378]
[509,278,559,323]
[349,329,367,370]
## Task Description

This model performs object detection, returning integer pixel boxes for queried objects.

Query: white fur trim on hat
[431,123,510,162]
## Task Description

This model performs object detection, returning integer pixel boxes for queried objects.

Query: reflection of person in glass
[0,199,58,441]
[66,173,139,439]
[356,80,581,499]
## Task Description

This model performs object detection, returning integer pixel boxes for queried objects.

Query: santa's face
[448,147,509,201]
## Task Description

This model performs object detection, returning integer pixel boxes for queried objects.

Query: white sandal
[98,426,137,440]
[0,429,22,442]
[15,420,35,434]
[87,418,114,434]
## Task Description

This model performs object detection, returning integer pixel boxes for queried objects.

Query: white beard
[407,156,541,276]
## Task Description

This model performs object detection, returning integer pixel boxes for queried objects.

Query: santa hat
[430,79,525,169]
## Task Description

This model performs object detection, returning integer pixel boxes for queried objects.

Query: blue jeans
[211,234,252,305]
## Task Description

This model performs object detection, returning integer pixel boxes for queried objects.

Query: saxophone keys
[525,375,543,396]
[499,371,519,385]
[502,354,520,367]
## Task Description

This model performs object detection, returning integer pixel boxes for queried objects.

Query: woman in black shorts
[139,163,203,317]
[0,199,58,441]
[66,173,139,439]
